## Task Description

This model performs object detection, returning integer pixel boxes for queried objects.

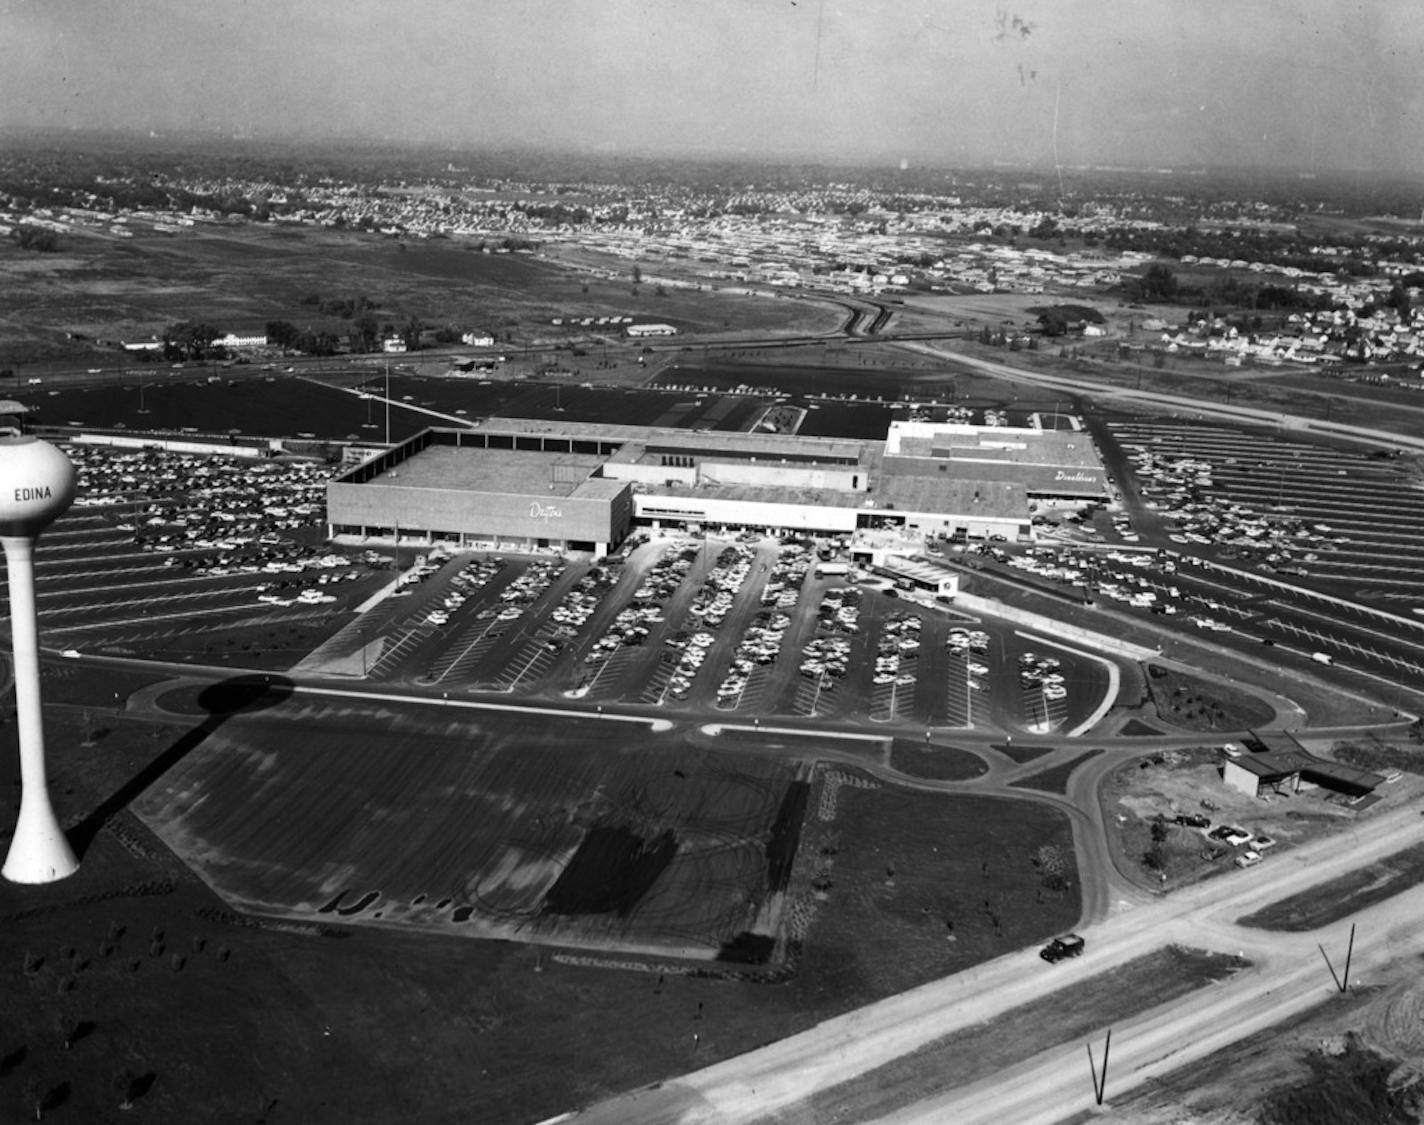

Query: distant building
[0,400,30,437]
[460,332,495,347]
[626,323,678,338]
[215,332,268,349]
[382,337,408,353]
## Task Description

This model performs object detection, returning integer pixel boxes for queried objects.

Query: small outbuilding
[1222,731,1384,801]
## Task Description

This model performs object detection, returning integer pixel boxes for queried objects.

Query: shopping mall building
[326,417,1108,556]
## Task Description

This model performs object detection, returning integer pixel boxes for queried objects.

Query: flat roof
[1233,736,1385,793]
[876,475,1026,518]
[478,419,865,464]
[886,422,1103,471]
[363,444,603,499]
[638,481,865,508]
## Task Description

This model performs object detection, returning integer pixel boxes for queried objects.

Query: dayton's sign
[1053,471,1098,483]
[529,501,563,521]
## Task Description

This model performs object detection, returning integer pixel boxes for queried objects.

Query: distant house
[626,323,678,338]
[382,337,408,353]
[121,339,163,353]
[460,332,495,347]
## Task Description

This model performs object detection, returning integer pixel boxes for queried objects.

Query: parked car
[1040,934,1086,962]
[1174,813,1210,829]
[1234,850,1263,869]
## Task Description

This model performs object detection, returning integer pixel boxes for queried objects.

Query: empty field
[133,695,809,961]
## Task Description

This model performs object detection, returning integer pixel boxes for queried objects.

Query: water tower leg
[2,537,78,883]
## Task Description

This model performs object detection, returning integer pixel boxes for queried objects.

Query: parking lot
[4,440,1120,731]
[982,416,1424,701]
[304,531,1110,733]
[2,444,394,656]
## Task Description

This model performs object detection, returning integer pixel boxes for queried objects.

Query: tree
[1387,283,1413,321]
[352,313,380,353]
[1139,263,1179,302]
[265,321,300,350]
[161,321,221,361]
[399,315,423,351]
[293,330,338,357]
[11,225,60,252]
[631,264,643,285]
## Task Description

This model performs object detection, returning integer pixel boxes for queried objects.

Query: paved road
[898,341,1424,456]
[562,800,1424,1125]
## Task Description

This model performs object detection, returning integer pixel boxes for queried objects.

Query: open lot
[134,696,807,962]
[0,223,838,371]
[1102,744,1424,892]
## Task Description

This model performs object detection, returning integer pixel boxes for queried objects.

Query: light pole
[1,436,80,883]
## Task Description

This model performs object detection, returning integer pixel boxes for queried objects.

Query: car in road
[1039,934,1085,963]
[1234,850,1263,868]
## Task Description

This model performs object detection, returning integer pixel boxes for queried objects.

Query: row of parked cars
[1128,444,1343,563]
[873,611,923,687]
[1018,651,1067,702]
[688,545,756,627]
[1176,816,1277,868]
[549,564,619,642]
[718,609,795,702]
[588,545,698,665]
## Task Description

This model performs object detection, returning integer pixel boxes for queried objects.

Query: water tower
[0,436,79,883]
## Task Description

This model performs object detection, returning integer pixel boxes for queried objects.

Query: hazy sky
[3,0,1422,173]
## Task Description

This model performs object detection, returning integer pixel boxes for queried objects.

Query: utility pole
[1318,923,1357,993]
[1086,1028,1111,1106]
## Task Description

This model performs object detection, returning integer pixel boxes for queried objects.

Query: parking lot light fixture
[0,437,80,884]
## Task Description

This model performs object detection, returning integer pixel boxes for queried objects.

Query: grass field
[0,224,837,371]
[1144,663,1276,731]
[1008,749,1105,794]
[1,693,1086,1124]
[888,739,990,781]
[1236,841,1424,933]
[765,945,1250,1125]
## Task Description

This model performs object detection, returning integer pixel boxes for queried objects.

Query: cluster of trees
[299,293,374,319]
[266,320,342,355]
[265,312,423,355]
[10,224,60,252]
[160,321,221,361]
[1104,226,1404,276]
[1127,263,1344,314]
[1035,304,1106,336]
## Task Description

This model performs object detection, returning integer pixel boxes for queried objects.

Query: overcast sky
[3,0,1421,174]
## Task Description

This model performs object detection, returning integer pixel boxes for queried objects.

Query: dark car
[1040,934,1086,963]
[1175,813,1210,829]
